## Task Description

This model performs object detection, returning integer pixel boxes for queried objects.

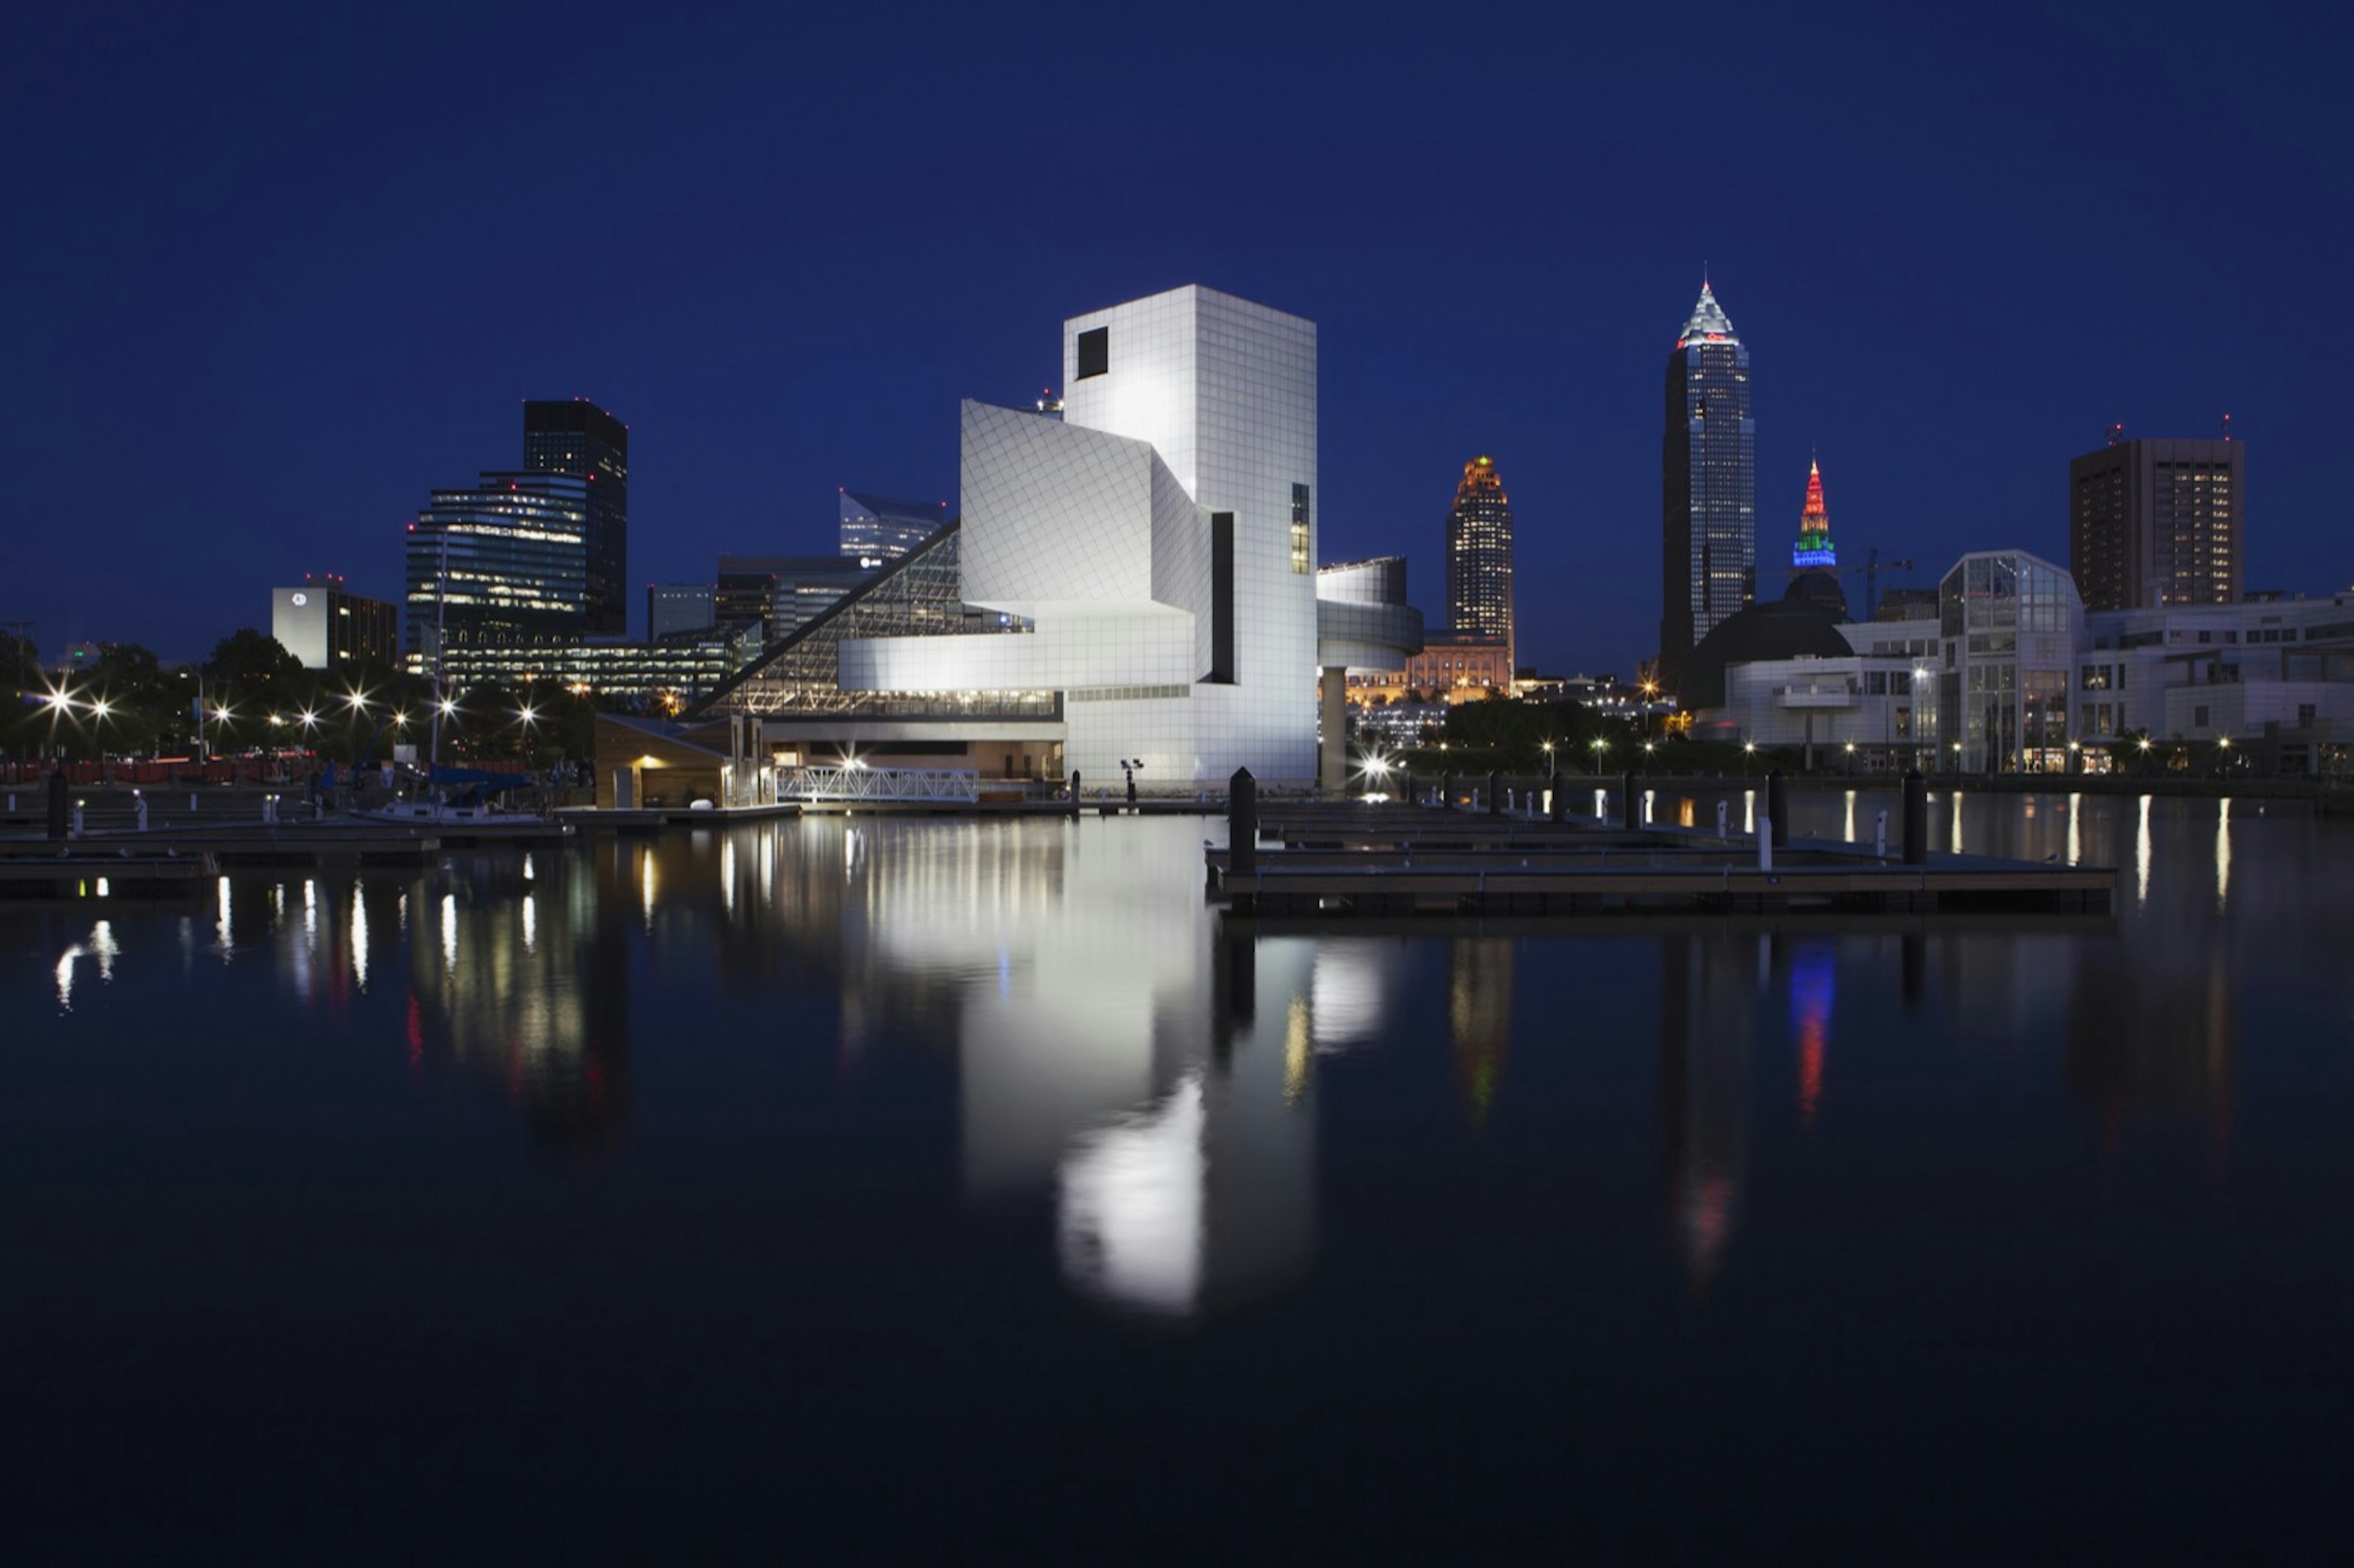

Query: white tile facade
[1063,286,1320,783]
[843,284,1322,786]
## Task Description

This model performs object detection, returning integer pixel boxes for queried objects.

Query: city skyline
[6,4,2348,676]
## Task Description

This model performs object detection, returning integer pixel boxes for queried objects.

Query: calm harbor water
[7,790,2352,1555]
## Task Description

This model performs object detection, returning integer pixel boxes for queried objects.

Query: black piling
[1902,767,1927,865]
[1485,770,1501,816]
[1548,766,1566,822]
[1620,769,1639,831]
[1228,767,1258,877]
[1068,769,1082,820]
[1766,768,1789,848]
[1439,771,1453,810]
[46,769,68,840]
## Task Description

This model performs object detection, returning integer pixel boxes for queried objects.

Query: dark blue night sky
[7,1,2347,674]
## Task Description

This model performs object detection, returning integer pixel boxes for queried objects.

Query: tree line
[2,627,605,765]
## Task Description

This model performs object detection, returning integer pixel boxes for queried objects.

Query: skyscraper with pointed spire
[1792,459,1835,569]
[1445,454,1514,676]
[1660,281,1755,676]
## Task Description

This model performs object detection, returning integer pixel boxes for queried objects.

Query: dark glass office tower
[1661,283,1756,674]
[1445,455,1515,675]
[404,473,592,664]
[524,400,629,634]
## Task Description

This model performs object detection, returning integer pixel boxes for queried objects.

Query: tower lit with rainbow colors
[1792,459,1837,569]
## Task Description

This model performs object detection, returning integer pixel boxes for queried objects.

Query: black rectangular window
[1076,327,1108,380]
[1210,512,1234,683]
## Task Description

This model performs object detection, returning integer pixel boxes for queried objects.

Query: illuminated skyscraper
[1445,455,1514,674]
[523,400,629,634]
[1661,282,1756,673]
[1791,459,1835,569]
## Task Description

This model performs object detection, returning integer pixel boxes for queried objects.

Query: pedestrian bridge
[779,766,980,803]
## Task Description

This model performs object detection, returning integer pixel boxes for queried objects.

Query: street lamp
[1742,739,1756,777]
[1590,736,1609,775]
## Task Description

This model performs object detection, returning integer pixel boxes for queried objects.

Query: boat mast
[430,527,448,784]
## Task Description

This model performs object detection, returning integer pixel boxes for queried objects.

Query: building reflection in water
[810,815,1322,1321]
[1659,932,1756,1290]
[1449,939,1512,1122]
[1789,942,1835,1125]
[403,848,631,1155]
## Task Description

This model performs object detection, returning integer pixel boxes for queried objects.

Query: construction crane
[1854,548,1915,623]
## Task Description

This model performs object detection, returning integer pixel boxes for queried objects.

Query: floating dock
[1207,797,2114,918]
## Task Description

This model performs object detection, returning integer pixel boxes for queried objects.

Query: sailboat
[351,528,569,832]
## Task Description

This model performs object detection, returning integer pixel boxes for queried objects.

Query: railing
[780,766,981,802]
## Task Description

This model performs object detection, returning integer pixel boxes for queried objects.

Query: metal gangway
[779,766,980,804]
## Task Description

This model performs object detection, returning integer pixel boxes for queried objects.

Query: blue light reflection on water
[4,794,2353,1551]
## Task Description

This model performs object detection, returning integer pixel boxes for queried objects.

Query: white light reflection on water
[522,892,537,952]
[1742,791,1755,834]
[2067,793,2082,866]
[641,849,655,927]
[1842,791,1856,844]
[303,878,318,950]
[2216,797,2232,911]
[351,889,370,989]
[1056,1071,1206,1319]
[441,892,457,969]
[721,836,735,915]
[2138,795,2154,905]
[1950,791,1964,854]
[53,920,120,1010]
[213,875,234,961]
[523,853,535,882]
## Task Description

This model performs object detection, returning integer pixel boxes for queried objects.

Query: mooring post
[1766,769,1789,848]
[1716,800,1729,839]
[47,769,68,841]
[1875,809,1887,861]
[1068,770,1081,821]
[1439,771,1453,810]
[1902,768,1927,865]
[135,792,148,832]
[1485,771,1501,816]
[1229,767,1257,878]
[1620,769,1637,831]
[1758,815,1773,872]
[1547,766,1564,822]
[1398,768,1412,805]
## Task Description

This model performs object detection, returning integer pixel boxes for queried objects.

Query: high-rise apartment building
[839,490,946,565]
[1661,282,1756,673]
[524,400,629,634]
[2068,437,2243,611]
[1446,455,1514,675]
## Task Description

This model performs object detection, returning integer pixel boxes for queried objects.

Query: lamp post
[1590,737,1609,776]
[1742,739,1756,778]
[1119,756,1141,805]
